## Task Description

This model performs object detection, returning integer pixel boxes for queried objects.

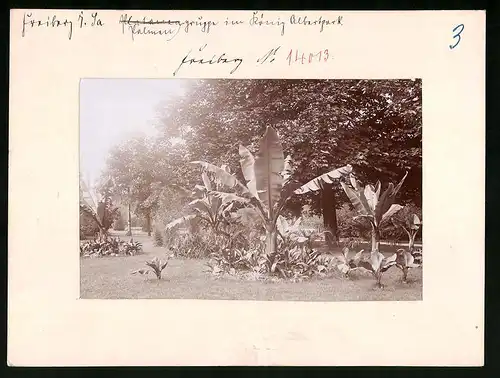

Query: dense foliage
[80,236,143,257]
[89,79,422,288]
[100,79,421,240]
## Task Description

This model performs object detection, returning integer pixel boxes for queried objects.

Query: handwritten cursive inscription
[257,46,281,64]
[118,12,344,43]
[173,44,243,76]
[249,11,286,36]
[22,12,74,40]
[77,11,104,28]
[289,14,343,32]
[119,14,217,42]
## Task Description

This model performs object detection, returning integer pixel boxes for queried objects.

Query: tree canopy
[100,79,422,227]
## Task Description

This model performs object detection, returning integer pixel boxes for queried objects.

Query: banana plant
[340,172,408,253]
[164,168,247,236]
[356,250,398,287]
[392,213,422,252]
[395,248,421,283]
[191,126,352,255]
[334,247,365,277]
[131,254,174,280]
[80,177,107,236]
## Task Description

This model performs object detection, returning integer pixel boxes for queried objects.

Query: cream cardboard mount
[8,9,485,366]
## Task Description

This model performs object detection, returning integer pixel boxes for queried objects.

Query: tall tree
[102,135,199,236]
[155,79,422,240]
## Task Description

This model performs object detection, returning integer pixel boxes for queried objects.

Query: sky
[80,79,187,187]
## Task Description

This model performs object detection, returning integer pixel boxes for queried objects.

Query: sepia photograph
[9,8,485,366]
[80,78,423,301]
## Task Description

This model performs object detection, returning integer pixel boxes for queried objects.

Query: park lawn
[80,233,422,301]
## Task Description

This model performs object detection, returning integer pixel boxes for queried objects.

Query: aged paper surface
[9,9,484,366]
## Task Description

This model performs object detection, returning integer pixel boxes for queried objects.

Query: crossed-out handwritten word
[118,11,343,42]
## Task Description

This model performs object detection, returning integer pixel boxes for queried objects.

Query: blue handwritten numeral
[449,24,464,50]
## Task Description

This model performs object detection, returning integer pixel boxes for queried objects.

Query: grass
[80,231,422,301]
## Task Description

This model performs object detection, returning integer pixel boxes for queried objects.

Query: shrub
[264,246,325,280]
[205,247,251,276]
[122,240,143,256]
[206,217,328,281]
[80,235,122,257]
[80,210,100,239]
[153,228,164,247]
[80,236,142,257]
[167,228,227,259]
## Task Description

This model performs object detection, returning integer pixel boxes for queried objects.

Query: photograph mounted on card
[9,9,484,366]
[79,77,423,301]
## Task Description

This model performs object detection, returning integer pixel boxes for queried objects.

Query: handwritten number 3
[449,24,464,50]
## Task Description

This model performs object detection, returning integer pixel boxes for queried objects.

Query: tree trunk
[146,211,152,237]
[375,271,383,288]
[265,229,278,255]
[371,225,380,252]
[322,183,338,247]
[408,233,415,252]
[126,202,132,237]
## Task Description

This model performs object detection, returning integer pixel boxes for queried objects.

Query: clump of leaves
[153,228,164,247]
[80,236,142,257]
[412,248,423,265]
[131,254,174,280]
[205,235,265,276]
[276,216,308,249]
[237,247,268,274]
[205,215,326,281]
[355,250,398,288]
[80,235,123,257]
[122,240,143,256]
[334,247,364,277]
[341,172,408,253]
[168,229,224,259]
[395,248,422,283]
[206,247,243,275]
[392,213,422,252]
[164,167,244,241]
[257,244,324,281]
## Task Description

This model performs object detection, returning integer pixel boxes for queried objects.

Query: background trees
[97,79,422,241]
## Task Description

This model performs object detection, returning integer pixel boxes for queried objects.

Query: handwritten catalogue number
[286,48,330,65]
